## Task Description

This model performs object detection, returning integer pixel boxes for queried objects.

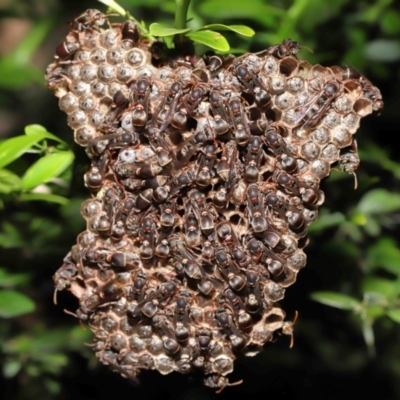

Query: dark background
[1,0,400,399]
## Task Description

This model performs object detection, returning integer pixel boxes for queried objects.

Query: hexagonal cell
[287,76,304,93]
[279,56,299,77]
[344,79,362,96]
[323,111,341,129]
[212,355,234,375]
[301,141,320,161]
[353,98,373,117]
[97,64,116,83]
[310,159,330,178]
[100,30,119,48]
[71,81,91,97]
[146,336,164,354]
[321,143,339,162]
[300,173,320,190]
[286,251,307,271]
[80,65,99,84]
[68,109,87,128]
[75,50,91,63]
[294,92,309,107]
[91,80,107,97]
[334,95,353,114]
[125,48,146,68]
[138,353,155,370]
[297,60,312,79]
[342,113,360,133]
[268,75,286,94]
[74,125,96,146]
[311,126,331,145]
[274,92,294,110]
[88,110,105,127]
[129,335,146,352]
[101,316,119,332]
[156,356,175,375]
[264,280,285,301]
[117,64,136,83]
[79,95,96,112]
[63,68,79,88]
[106,48,125,65]
[264,308,285,331]
[59,93,78,113]
[262,56,279,75]
[282,108,297,126]
[110,333,127,351]
[303,208,319,224]
[332,126,352,147]
[90,48,107,64]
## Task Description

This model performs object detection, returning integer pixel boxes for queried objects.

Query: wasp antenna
[353,171,358,190]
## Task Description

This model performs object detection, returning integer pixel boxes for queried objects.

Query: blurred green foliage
[0,0,399,399]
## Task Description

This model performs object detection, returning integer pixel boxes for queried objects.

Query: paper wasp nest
[47,9,383,390]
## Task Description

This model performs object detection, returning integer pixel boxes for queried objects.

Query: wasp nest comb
[47,9,383,390]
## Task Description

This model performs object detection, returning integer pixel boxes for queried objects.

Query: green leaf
[307,211,345,233]
[0,222,25,248]
[0,59,43,89]
[21,151,74,190]
[44,378,61,394]
[97,0,127,16]
[366,237,400,274]
[186,31,230,52]
[3,359,22,378]
[0,268,30,287]
[365,39,400,62]
[149,23,190,37]
[311,291,361,310]
[362,276,399,299]
[0,169,22,194]
[19,193,70,206]
[200,24,255,37]
[387,309,400,324]
[359,141,400,179]
[357,189,400,215]
[0,133,48,169]
[25,125,67,145]
[0,290,35,318]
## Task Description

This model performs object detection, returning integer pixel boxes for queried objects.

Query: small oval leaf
[19,193,70,205]
[25,125,67,145]
[358,189,400,215]
[3,360,22,378]
[0,169,22,194]
[311,291,361,310]
[366,237,400,274]
[21,151,74,190]
[0,268,30,287]
[149,23,190,37]
[365,39,400,62]
[200,24,255,37]
[387,309,400,324]
[186,30,230,52]
[0,133,48,169]
[362,276,399,299]
[0,290,35,318]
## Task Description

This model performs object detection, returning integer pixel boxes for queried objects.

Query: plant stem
[174,0,191,30]
[174,0,191,48]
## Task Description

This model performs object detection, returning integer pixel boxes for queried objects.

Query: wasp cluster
[47,9,383,390]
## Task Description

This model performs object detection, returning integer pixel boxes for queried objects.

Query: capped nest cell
[46,9,383,390]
